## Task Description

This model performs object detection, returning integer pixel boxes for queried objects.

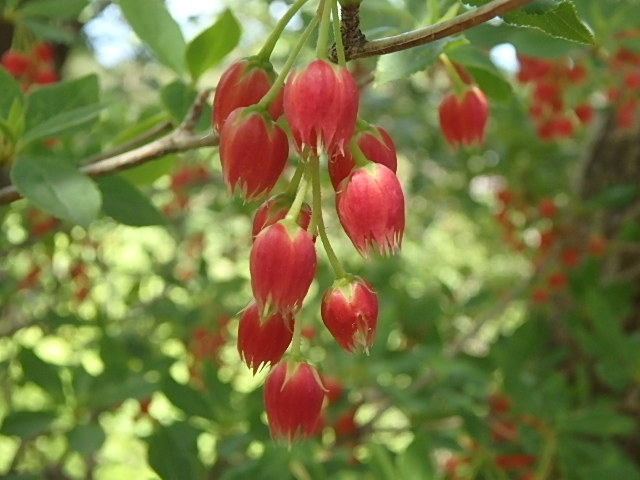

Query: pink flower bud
[237,302,294,374]
[252,195,312,240]
[284,59,358,155]
[321,277,378,353]
[250,220,317,313]
[263,361,325,443]
[329,125,397,191]
[336,163,405,256]
[219,108,289,201]
[212,58,283,132]
[438,86,488,149]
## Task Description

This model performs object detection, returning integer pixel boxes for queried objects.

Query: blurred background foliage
[0,0,639,479]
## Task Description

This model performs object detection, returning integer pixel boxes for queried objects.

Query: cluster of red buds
[1,42,57,90]
[493,186,607,304]
[212,55,405,443]
[444,393,541,480]
[24,207,58,238]
[516,53,591,141]
[162,164,210,217]
[606,42,640,130]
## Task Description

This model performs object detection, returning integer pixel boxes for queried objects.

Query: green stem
[331,0,347,65]
[258,0,312,60]
[348,136,369,167]
[439,53,466,96]
[533,431,557,480]
[315,0,332,59]
[285,161,306,197]
[285,161,310,222]
[310,154,347,278]
[257,14,320,109]
[290,309,303,358]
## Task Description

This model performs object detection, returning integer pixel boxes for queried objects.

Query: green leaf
[21,18,75,43]
[121,154,175,186]
[368,443,399,480]
[21,103,104,145]
[447,45,513,101]
[161,375,212,418]
[24,75,99,141]
[11,155,102,227]
[96,175,166,227]
[20,0,88,19]
[67,423,106,455]
[86,372,156,410]
[2,475,42,480]
[0,68,23,119]
[503,1,594,45]
[557,407,636,437]
[585,184,640,209]
[0,410,57,438]
[396,431,434,480]
[375,37,465,85]
[160,80,211,132]
[18,348,65,401]
[116,0,187,75]
[186,9,241,82]
[147,424,200,480]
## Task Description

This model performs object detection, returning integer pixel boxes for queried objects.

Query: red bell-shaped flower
[283,59,358,155]
[252,194,312,240]
[263,361,325,443]
[212,57,283,132]
[336,163,405,256]
[321,276,378,353]
[329,125,398,190]
[237,302,294,374]
[250,219,317,313]
[219,107,289,201]
[438,86,488,149]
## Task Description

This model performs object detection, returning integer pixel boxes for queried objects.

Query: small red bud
[263,361,325,444]
[531,287,549,304]
[284,59,358,155]
[548,271,567,290]
[250,220,317,313]
[321,277,378,353]
[560,247,581,267]
[1,50,30,77]
[219,108,289,201]
[237,302,294,374]
[574,103,593,125]
[329,125,397,191]
[252,195,311,240]
[336,163,404,256]
[438,86,488,149]
[32,69,57,85]
[34,42,54,63]
[212,58,283,132]
[538,198,556,218]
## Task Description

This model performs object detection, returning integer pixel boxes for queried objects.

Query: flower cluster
[516,53,590,141]
[1,42,58,90]
[212,56,405,443]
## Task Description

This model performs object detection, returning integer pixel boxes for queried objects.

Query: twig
[85,119,173,164]
[332,0,533,61]
[0,90,218,206]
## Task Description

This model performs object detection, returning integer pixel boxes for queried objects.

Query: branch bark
[0,90,218,206]
[332,0,534,61]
